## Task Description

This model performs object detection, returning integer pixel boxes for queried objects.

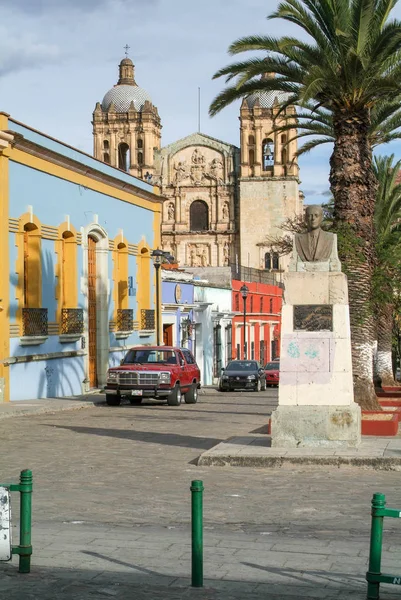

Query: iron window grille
[61,308,84,335]
[117,309,133,332]
[22,308,48,337]
[141,309,155,330]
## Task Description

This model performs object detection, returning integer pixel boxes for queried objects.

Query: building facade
[0,112,162,401]
[232,280,283,365]
[93,60,303,273]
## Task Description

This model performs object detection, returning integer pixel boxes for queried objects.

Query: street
[1,388,401,599]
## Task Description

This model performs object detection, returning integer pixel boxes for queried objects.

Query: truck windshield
[123,350,177,365]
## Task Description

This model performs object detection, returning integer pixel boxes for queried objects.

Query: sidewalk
[198,433,401,470]
[0,393,104,420]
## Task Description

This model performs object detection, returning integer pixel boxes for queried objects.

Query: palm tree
[210,0,401,410]
[372,155,401,387]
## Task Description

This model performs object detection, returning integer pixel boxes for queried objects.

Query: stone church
[93,58,303,271]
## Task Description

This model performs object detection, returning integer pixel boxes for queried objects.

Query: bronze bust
[292,205,340,271]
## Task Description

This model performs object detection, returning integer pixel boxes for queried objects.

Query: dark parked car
[265,361,280,386]
[219,360,267,392]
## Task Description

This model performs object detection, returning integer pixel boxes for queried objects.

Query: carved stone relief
[187,244,210,267]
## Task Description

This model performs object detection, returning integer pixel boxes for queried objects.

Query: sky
[1,0,401,206]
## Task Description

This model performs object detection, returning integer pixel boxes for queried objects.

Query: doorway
[88,235,97,388]
[163,324,173,346]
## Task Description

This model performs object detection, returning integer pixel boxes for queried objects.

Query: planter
[379,399,401,408]
[376,390,401,398]
[361,411,399,436]
[382,386,401,393]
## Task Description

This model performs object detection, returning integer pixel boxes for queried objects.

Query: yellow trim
[15,212,42,335]
[55,222,79,325]
[112,234,129,324]
[10,148,161,213]
[136,239,151,325]
[0,113,10,400]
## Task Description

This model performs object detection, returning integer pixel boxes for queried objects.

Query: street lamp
[152,249,164,345]
[240,283,249,359]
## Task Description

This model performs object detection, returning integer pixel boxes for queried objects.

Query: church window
[137,139,143,148]
[281,135,287,144]
[272,252,279,270]
[138,151,143,165]
[249,149,255,167]
[118,143,130,171]
[190,200,209,231]
[103,140,109,150]
[264,252,272,270]
[103,153,110,164]
[262,138,274,170]
[248,135,255,145]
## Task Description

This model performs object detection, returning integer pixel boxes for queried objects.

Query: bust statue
[291,205,341,272]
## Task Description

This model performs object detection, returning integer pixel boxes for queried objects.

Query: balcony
[21,308,48,346]
[115,309,134,339]
[61,309,84,335]
[141,309,155,331]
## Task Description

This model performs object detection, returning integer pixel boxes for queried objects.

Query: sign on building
[0,486,12,561]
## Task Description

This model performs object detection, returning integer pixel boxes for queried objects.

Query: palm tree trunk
[376,303,396,387]
[330,109,381,411]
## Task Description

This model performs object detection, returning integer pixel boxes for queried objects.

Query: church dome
[246,89,291,109]
[101,84,152,113]
[246,73,291,109]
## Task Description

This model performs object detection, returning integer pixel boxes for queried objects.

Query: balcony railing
[117,309,133,331]
[22,308,48,337]
[141,309,155,331]
[61,308,84,335]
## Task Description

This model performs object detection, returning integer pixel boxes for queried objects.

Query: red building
[232,280,282,365]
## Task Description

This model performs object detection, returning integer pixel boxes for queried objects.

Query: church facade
[93,59,303,272]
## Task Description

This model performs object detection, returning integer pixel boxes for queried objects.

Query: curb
[197,454,401,470]
[0,399,105,421]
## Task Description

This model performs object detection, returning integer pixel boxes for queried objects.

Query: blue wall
[8,154,157,400]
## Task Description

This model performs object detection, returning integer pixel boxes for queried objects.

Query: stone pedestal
[271,271,361,448]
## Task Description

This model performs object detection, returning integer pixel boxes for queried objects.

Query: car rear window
[265,362,280,370]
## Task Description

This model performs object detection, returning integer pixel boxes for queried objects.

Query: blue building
[0,113,162,401]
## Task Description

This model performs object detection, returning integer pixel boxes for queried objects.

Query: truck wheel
[185,383,198,404]
[168,384,182,406]
[106,394,121,406]
[129,398,142,405]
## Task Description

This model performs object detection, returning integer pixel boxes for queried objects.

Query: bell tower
[92,56,162,180]
[238,74,303,271]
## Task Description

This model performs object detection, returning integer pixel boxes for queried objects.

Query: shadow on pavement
[0,560,369,600]
[44,424,222,450]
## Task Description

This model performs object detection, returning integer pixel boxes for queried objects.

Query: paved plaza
[1,390,401,598]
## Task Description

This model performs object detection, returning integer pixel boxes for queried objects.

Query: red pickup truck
[104,346,201,407]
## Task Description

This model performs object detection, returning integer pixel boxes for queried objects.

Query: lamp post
[240,284,249,359]
[152,249,164,345]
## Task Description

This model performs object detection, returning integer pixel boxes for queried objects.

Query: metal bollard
[367,493,386,600]
[18,469,33,574]
[191,480,204,588]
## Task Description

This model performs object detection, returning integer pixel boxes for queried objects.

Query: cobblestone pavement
[1,390,401,599]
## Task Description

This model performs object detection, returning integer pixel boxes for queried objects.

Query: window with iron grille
[117,308,133,331]
[213,325,222,377]
[272,252,279,270]
[22,308,48,337]
[260,340,265,365]
[141,309,155,330]
[61,308,84,335]
[225,325,232,362]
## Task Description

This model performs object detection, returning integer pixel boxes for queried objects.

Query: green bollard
[367,493,385,600]
[191,480,204,588]
[18,469,33,574]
